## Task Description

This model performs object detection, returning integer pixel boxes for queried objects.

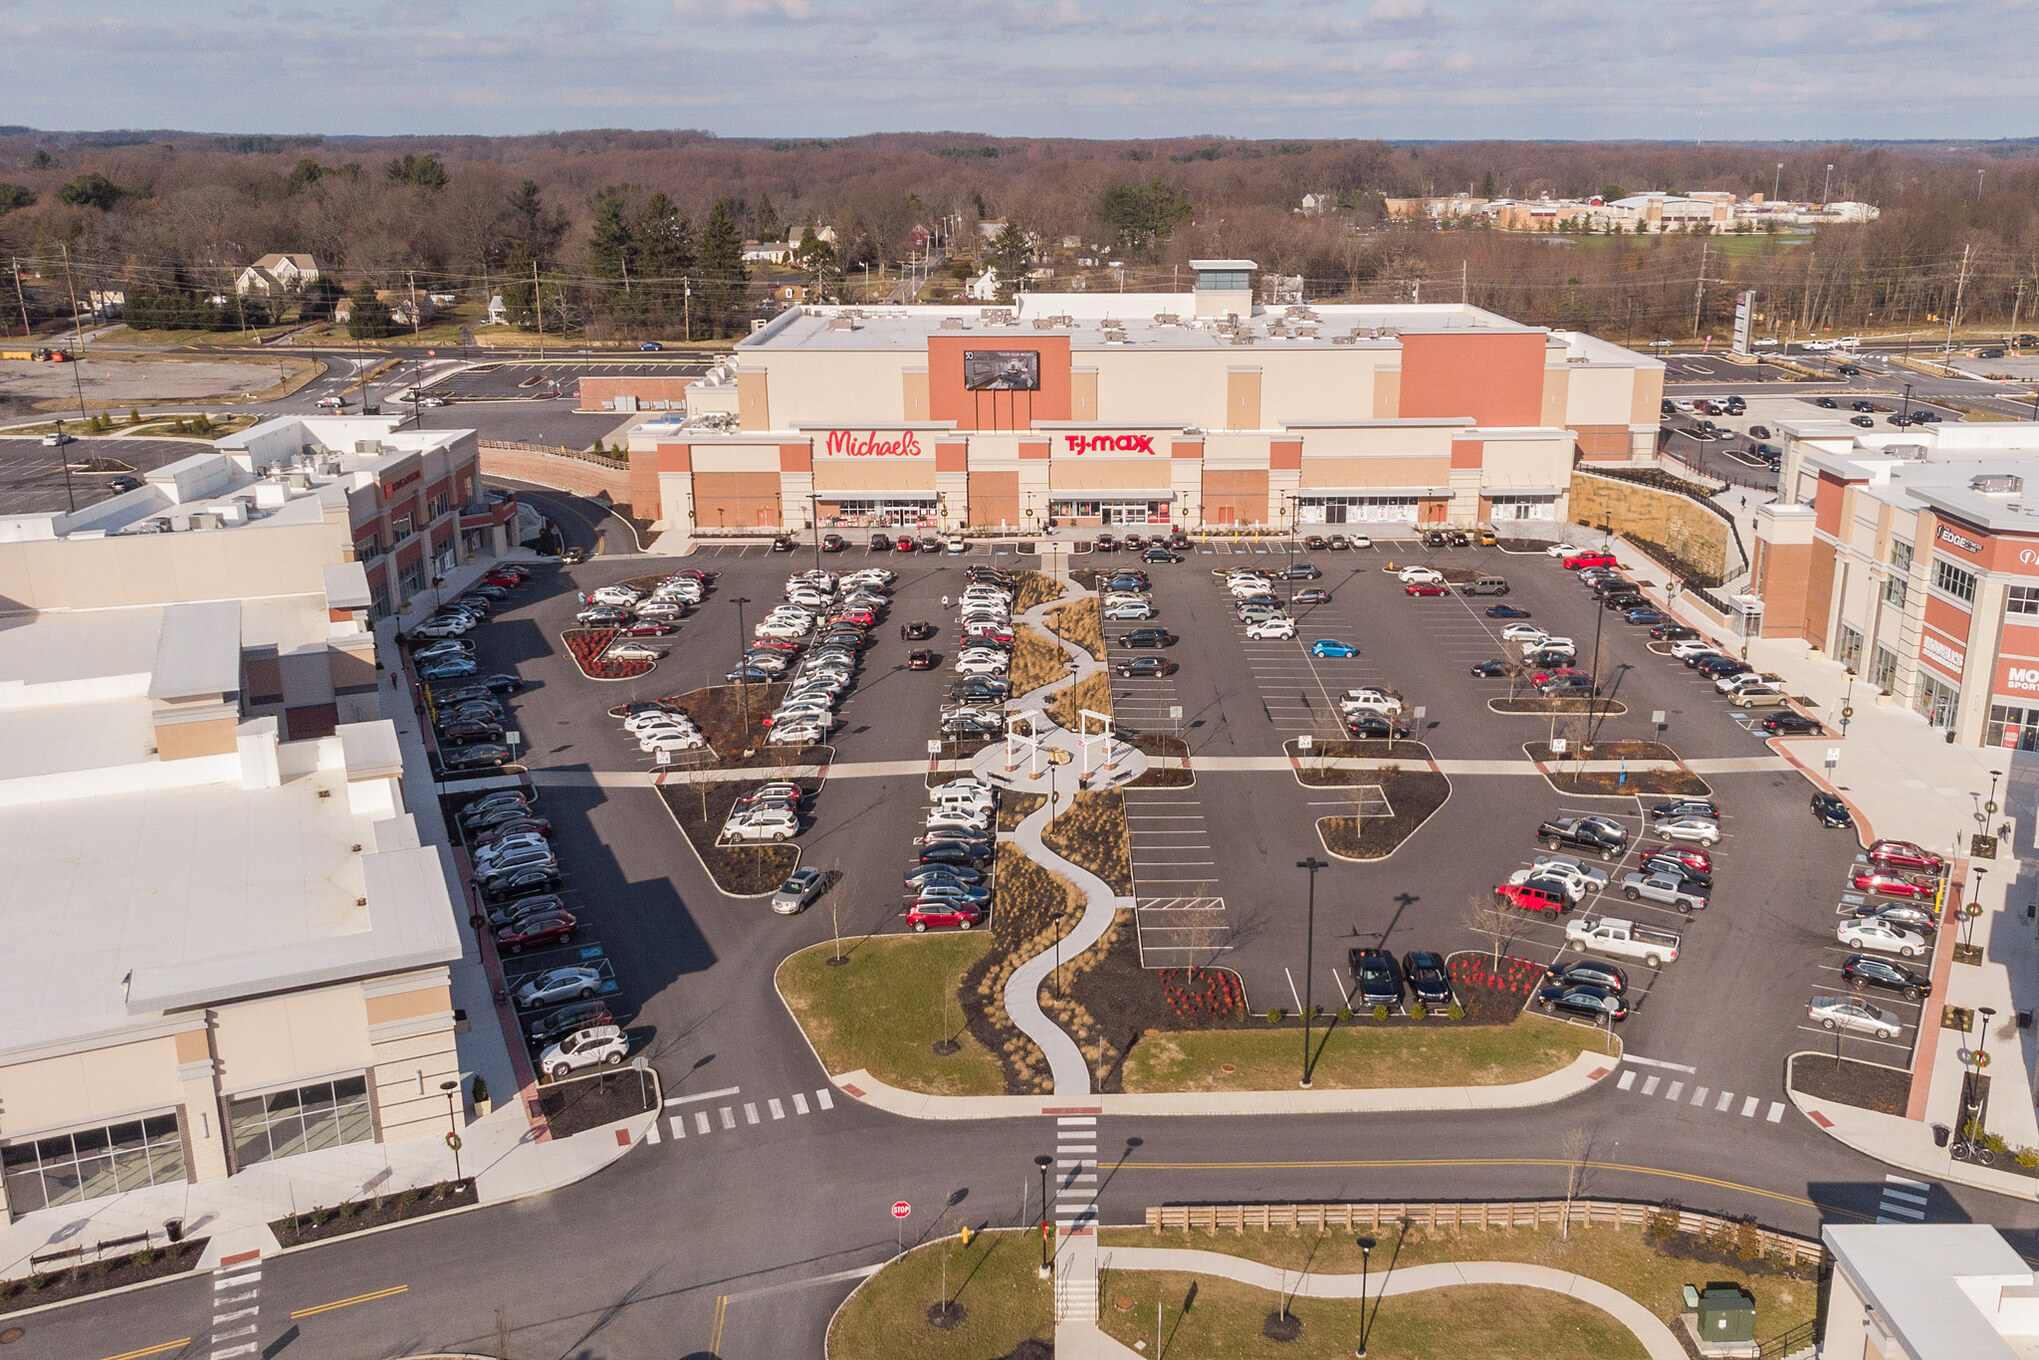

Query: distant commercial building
[0,421,517,1216]
[1822,1223,2039,1359]
[1756,419,2039,747]
[1385,191,1879,233]
[628,262,1663,535]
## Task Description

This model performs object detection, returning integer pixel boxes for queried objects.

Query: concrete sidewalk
[829,1048,1619,1120]
[1096,1246,1685,1360]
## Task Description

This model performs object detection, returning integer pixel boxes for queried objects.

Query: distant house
[766,279,808,304]
[965,267,1001,301]
[908,224,933,250]
[85,288,125,318]
[234,253,322,297]
[742,242,793,266]
[485,294,508,325]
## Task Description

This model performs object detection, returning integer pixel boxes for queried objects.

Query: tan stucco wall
[212,988,375,1097]
[0,1033,190,1136]
[155,714,241,761]
[0,517,349,615]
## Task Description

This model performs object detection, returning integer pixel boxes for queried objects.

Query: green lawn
[829,1229,1051,1360]
[1120,1014,1596,1092]
[1098,1224,1818,1341]
[776,936,1006,1096]
[1098,1273,1644,1360]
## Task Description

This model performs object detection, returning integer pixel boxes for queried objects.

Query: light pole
[1841,668,1856,736]
[1973,1004,1999,1143]
[1034,1154,1055,1277]
[731,596,752,745]
[1822,163,1833,206]
[1773,163,1782,203]
[437,1079,463,1182]
[1050,909,1069,998]
[810,489,822,574]
[54,417,76,513]
[1986,769,2002,831]
[1355,1235,1376,1356]
[1298,856,1327,1087]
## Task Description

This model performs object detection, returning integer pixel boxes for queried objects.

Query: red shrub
[562,628,654,680]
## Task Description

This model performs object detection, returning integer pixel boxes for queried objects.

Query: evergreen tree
[385,152,448,191]
[754,191,782,243]
[505,180,567,263]
[1095,178,1191,252]
[346,285,396,339]
[990,220,1030,300]
[284,157,326,195]
[588,185,634,282]
[697,198,749,336]
[636,192,695,333]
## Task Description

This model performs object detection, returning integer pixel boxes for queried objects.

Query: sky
[0,0,2032,142]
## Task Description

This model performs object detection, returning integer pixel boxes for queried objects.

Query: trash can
[1933,1123,1951,1148]
[164,1218,183,1243]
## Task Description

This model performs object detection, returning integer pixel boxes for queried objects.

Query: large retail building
[1756,418,2039,749]
[630,262,1664,536]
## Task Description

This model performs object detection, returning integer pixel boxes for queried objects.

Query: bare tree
[1463,891,1519,967]
[1559,1125,1593,1241]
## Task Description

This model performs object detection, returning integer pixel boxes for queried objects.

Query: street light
[54,418,76,513]
[1355,1235,1377,1356]
[1034,1154,1055,1277]
[1973,1005,1999,1143]
[438,1079,463,1182]
[1986,769,2002,829]
[730,596,753,745]
[1050,908,1069,998]
[1297,856,1327,1087]
[1841,668,1856,736]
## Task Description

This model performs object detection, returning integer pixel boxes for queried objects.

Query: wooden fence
[1144,1198,1825,1269]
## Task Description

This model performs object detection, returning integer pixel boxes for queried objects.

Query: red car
[1495,881,1570,915]
[895,535,916,552]
[751,637,802,653]
[1564,552,1619,570]
[1531,668,1586,686]
[483,574,524,589]
[908,900,983,932]
[1852,870,1937,902]
[1638,843,1711,874]
[621,620,678,636]
[908,649,938,670]
[1405,582,1448,597]
[1867,839,1946,874]
[831,608,878,627]
[495,910,578,954]
[964,624,1014,644]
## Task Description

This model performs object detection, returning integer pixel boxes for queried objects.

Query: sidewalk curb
[1785,1082,2039,1202]
[827,1047,1619,1119]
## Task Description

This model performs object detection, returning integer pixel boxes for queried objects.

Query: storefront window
[1836,624,1863,671]
[1987,704,2039,751]
[2,1114,185,1213]
[823,499,937,528]
[228,1076,373,1170]
[1884,541,1912,606]
[1297,495,1418,524]
[1933,557,1977,604]
[1870,645,1898,692]
[2009,585,2039,616]
[1488,495,1558,521]
[398,557,428,599]
[1914,670,1959,729]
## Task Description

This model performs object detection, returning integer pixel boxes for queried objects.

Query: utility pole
[406,270,421,337]
[2010,280,2024,341]
[1947,243,1972,355]
[1461,258,1468,304]
[1692,239,1708,337]
[9,257,29,337]
[1801,249,1816,329]
[58,243,89,426]
[532,258,544,360]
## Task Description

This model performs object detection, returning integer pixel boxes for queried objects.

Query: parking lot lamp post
[731,597,753,743]
[1355,1235,1376,1356]
[1051,909,1069,998]
[438,1079,463,1181]
[810,490,822,573]
[1034,1154,1055,1277]
[1298,856,1327,1087]
[1986,769,2002,831]
[1841,669,1855,735]
[1975,1005,1999,1139]
[54,418,76,513]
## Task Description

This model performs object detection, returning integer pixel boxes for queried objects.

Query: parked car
[1806,997,1901,1039]
[1406,581,1448,597]
[1113,656,1179,678]
[1652,815,1721,845]
[1308,639,1358,658]
[1486,605,1531,619]
[907,900,984,931]
[496,910,578,954]
[1867,840,1945,874]
[514,966,603,1009]
[1397,565,1443,585]
[1119,628,1178,648]
[539,1024,629,1079]
[1401,951,1453,1006]
[1835,918,1926,958]
[1810,791,1853,827]
[1851,870,1936,901]
[1495,880,1571,915]
[1619,871,1708,914]
[1842,954,1932,1002]
[770,867,825,916]
[1537,816,1628,859]
[1536,983,1627,1022]
[1562,551,1618,570]
[1763,712,1826,736]
[1850,901,1940,937]
[1548,958,1631,995]
[1347,949,1405,1007]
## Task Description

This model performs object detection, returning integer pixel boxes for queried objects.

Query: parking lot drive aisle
[1122,789,1235,967]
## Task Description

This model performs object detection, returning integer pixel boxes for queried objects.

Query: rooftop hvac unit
[1972,474,2023,494]
[1152,313,1179,325]
[287,471,311,489]
[188,511,221,531]
[354,439,383,455]
[1230,334,1256,345]
[826,317,857,330]
[1332,335,1358,345]
[939,317,967,330]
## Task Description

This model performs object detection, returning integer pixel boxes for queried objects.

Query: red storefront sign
[825,430,924,457]
[1064,434,1156,455]
[2004,724,2023,749]
[381,468,422,496]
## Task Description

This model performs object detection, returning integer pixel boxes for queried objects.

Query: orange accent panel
[1449,438,1483,469]
[1813,473,1846,538]
[1269,439,1301,471]
[1924,595,1973,662]
[926,335,1072,432]
[779,442,813,474]
[658,442,692,472]
[936,442,969,473]
[1020,441,1051,460]
[1398,332,1545,426]
[1172,440,1203,460]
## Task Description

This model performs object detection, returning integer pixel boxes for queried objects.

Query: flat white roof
[149,600,242,700]
[1827,1223,2033,1359]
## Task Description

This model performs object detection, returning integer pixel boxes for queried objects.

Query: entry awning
[1485,486,1566,498]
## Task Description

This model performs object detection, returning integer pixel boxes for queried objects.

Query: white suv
[1246,617,1296,639]
[539,1025,629,1080]
[724,808,799,842]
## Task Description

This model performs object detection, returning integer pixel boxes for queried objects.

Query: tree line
[1,128,2036,344]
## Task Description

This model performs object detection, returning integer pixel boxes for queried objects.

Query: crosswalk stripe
[1617,1070,1636,1091]
[1886,1174,1932,1191]
[669,1116,686,1139]
[1715,1090,1734,1112]
[769,1098,785,1120]
[212,1307,259,1325]
[1877,1201,1925,1220]
[214,1273,261,1290]
[793,1092,809,1114]
[695,1110,711,1134]
[1882,1187,1928,1206]
[1692,1086,1709,1105]
[643,1121,660,1144]
[1057,1115,1097,1125]
[1741,1095,1761,1117]
[1666,1081,1684,1101]
[719,1106,737,1130]
[743,1102,760,1125]
[1765,1101,1785,1123]
[816,1088,835,1110]
[213,1325,257,1340]
[1641,1076,1660,1096]
[210,1346,258,1360]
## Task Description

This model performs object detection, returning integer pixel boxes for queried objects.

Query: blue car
[419,658,478,680]
[1624,608,1666,626]
[1486,605,1532,619]
[1309,639,1358,658]
[727,664,777,683]
[639,341,662,351]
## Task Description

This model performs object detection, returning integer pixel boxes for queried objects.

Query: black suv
[1842,954,1931,1001]
[1763,712,1825,737]
[1117,628,1177,648]
[1402,951,1453,1006]
[1811,791,1853,828]
[1347,949,1404,1007]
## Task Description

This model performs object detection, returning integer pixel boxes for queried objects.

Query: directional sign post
[1825,746,1841,775]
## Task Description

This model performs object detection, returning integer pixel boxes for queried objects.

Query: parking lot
[0,435,220,514]
[433,517,1901,1113]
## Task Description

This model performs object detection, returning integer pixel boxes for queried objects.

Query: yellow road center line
[710,1294,728,1355]
[99,1341,192,1360]
[288,1284,408,1319]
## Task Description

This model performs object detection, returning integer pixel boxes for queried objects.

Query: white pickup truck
[1564,916,1681,968]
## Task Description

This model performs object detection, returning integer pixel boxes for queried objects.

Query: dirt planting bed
[1313,769,1452,860]
[1040,789,1133,894]
[956,844,1083,1093]
[657,775,819,895]
[270,1182,477,1246]
[1124,731,1193,787]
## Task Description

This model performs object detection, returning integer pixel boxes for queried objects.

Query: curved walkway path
[1095,1246,1686,1360]
[994,574,1141,1096]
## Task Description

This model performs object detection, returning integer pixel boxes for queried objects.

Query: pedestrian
[941,594,951,609]
[1740,495,1747,510]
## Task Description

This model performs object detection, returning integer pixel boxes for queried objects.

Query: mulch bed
[657,776,816,895]
[1124,731,1193,787]
[1069,929,1248,1093]
[270,1181,477,1246]
[537,1066,661,1137]
[1313,769,1451,860]
[1536,766,1712,797]
[958,845,1083,1094]
[1290,738,1432,772]
[1788,1055,1909,1116]
[561,627,655,680]
[1490,697,1630,716]
[0,1239,209,1315]
[1041,790,1133,894]
[1446,959,1541,1024]
[661,682,788,761]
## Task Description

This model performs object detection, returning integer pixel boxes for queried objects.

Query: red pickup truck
[1495,881,1572,915]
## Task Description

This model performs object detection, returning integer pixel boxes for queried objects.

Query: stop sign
[891,1201,911,1219]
